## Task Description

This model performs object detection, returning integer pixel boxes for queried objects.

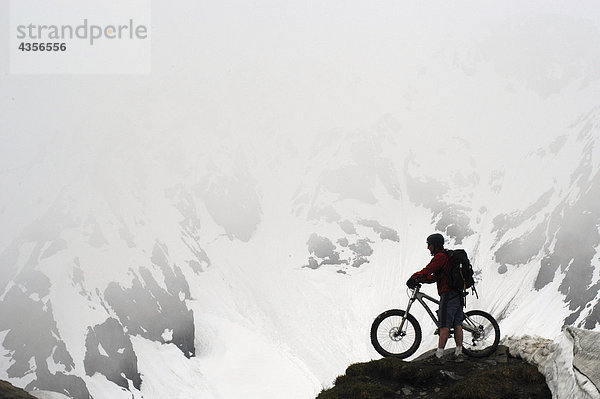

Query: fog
[1,2,600,398]
[1,0,599,253]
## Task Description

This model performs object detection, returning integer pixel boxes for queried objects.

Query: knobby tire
[370,309,422,359]
[462,310,500,357]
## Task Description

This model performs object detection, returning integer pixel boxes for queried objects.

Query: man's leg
[453,296,464,356]
[454,325,463,355]
[436,293,451,358]
[436,327,450,358]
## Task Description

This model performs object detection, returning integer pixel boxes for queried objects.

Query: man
[406,233,464,362]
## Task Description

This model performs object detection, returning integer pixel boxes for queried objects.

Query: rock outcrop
[317,346,551,399]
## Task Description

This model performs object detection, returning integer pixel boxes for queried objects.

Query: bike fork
[398,297,417,332]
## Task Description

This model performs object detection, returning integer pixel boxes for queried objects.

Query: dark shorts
[438,292,464,328]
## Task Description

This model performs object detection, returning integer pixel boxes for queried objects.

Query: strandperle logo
[16,19,149,46]
[10,0,151,74]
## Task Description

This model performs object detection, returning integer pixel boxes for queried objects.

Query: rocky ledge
[0,379,36,399]
[316,346,551,399]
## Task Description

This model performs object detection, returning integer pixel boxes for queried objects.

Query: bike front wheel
[462,310,500,357]
[370,309,422,358]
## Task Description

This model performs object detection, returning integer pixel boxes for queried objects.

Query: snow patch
[161,329,173,342]
[28,391,71,399]
[504,328,600,399]
[97,343,108,357]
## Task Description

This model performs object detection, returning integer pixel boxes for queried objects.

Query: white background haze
[1,1,600,399]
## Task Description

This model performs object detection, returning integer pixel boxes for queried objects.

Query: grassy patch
[317,349,551,399]
[316,358,439,399]
[345,358,436,383]
[316,377,397,399]
[444,364,549,399]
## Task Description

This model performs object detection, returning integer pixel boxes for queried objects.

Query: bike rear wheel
[370,309,422,358]
[462,310,500,357]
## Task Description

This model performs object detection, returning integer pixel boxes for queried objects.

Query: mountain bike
[370,284,500,358]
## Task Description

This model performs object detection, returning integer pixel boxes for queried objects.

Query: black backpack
[445,249,477,297]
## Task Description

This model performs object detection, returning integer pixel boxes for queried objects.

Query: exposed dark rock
[188,259,204,274]
[84,318,142,390]
[532,120,600,327]
[358,220,400,242]
[306,231,384,270]
[434,207,473,245]
[338,220,357,235]
[350,257,369,268]
[170,187,212,272]
[349,238,374,267]
[492,190,553,239]
[306,234,342,267]
[0,191,79,294]
[173,186,202,237]
[404,170,448,212]
[307,205,341,222]
[0,279,91,399]
[306,257,320,269]
[403,157,474,245]
[337,237,349,247]
[349,238,374,257]
[25,371,91,399]
[549,135,568,155]
[104,266,195,358]
[494,222,546,268]
[151,242,191,300]
[70,260,90,299]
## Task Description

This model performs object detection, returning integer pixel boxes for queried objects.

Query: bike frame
[400,285,481,336]
[400,285,441,331]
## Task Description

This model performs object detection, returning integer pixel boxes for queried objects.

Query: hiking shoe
[454,354,465,363]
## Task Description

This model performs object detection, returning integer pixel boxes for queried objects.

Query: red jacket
[410,250,451,295]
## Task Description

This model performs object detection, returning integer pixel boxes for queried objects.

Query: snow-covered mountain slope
[0,107,598,399]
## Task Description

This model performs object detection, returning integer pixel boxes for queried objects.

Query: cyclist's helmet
[426,233,445,249]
